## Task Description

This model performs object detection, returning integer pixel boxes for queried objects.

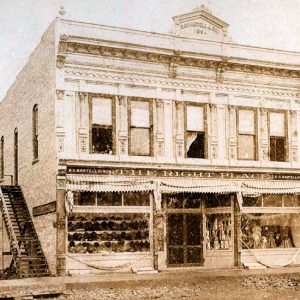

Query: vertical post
[0,214,3,271]
[56,172,67,276]
[234,194,242,268]
[150,192,158,270]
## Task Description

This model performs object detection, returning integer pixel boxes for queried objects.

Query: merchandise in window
[186,105,205,158]
[67,213,150,253]
[241,213,300,249]
[129,100,151,156]
[91,97,114,154]
[238,109,256,160]
[206,214,232,250]
[269,111,286,162]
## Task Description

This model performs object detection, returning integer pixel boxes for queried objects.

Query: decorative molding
[56,55,66,69]
[61,41,300,79]
[64,68,299,98]
[56,90,65,100]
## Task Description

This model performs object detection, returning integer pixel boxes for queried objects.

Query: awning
[160,179,240,194]
[241,181,300,196]
[66,175,155,192]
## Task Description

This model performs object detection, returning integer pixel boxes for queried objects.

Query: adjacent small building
[1,5,300,277]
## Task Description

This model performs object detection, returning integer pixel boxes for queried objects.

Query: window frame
[236,107,257,161]
[128,97,153,156]
[89,94,116,155]
[32,104,39,162]
[184,102,207,159]
[268,109,288,162]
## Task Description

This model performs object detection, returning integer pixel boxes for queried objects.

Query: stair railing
[0,188,22,259]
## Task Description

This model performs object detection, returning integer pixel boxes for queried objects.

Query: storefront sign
[67,167,300,180]
[33,201,56,217]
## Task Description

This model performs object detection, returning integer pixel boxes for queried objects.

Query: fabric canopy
[241,181,300,196]
[160,179,240,194]
[66,175,155,192]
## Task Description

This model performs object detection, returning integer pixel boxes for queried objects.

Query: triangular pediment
[173,5,229,42]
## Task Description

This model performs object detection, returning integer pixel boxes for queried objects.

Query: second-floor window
[129,99,152,156]
[269,111,286,162]
[91,96,114,154]
[186,104,205,158]
[32,105,38,160]
[237,109,256,160]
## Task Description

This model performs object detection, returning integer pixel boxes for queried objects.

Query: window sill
[32,158,39,165]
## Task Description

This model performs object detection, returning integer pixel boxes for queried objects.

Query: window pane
[263,194,282,207]
[284,195,300,207]
[92,98,112,125]
[238,135,255,160]
[270,137,285,162]
[131,101,150,127]
[187,132,205,158]
[97,192,122,206]
[78,192,96,206]
[270,112,285,137]
[130,128,150,155]
[239,110,255,134]
[206,194,231,208]
[243,196,262,207]
[123,193,150,206]
[168,214,184,246]
[187,106,204,131]
[92,127,113,154]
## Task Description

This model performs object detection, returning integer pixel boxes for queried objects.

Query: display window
[67,213,150,254]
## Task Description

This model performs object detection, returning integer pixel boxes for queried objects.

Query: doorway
[167,213,203,267]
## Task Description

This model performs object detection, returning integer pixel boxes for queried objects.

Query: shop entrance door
[167,213,203,267]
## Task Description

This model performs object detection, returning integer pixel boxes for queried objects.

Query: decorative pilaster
[156,100,165,156]
[259,108,268,161]
[56,168,67,276]
[78,93,89,154]
[209,103,218,159]
[290,110,298,162]
[175,101,184,158]
[228,105,237,160]
[118,96,128,156]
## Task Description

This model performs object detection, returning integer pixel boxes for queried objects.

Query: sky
[0,0,300,101]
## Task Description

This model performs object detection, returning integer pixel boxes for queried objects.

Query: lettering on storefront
[66,167,300,180]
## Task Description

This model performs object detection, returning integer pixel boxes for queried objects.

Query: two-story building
[1,5,300,277]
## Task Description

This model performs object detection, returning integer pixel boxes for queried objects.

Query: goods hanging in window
[67,213,150,253]
[241,213,300,249]
[206,214,232,250]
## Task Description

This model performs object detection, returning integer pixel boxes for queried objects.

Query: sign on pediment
[173,5,229,42]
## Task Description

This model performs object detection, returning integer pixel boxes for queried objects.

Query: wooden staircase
[0,186,50,278]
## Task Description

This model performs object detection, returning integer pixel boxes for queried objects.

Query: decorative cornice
[59,41,300,79]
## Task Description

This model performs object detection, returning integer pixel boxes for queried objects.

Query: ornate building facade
[1,6,300,276]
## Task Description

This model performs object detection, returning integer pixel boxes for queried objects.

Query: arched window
[32,105,38,160]
[0,136,4,179]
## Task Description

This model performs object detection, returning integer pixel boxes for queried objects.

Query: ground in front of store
[1,268,300,299]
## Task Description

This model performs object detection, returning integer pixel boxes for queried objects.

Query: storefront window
[206,214,232,250]
[241,213,300,249]
[163,193,202,209]
[205,194,231,208]
[243,194,300,208]
[68,213,150,254]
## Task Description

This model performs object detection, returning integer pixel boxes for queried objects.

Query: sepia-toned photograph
[0,0,300,299]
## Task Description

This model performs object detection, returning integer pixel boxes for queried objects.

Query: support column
[234,196,242,268]
[209,103,218,159]
[56,171,67,276]
[118,96,128,156]
[78,92,89,154]
[175,101,184,159]
[228,105,237,160]
[155,100,165,157]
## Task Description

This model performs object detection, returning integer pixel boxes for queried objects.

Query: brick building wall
[0,21,58,274]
